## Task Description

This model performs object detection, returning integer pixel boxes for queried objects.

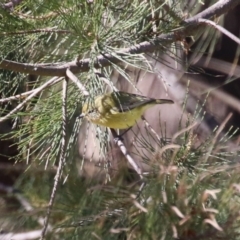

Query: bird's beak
[78,113,85,119]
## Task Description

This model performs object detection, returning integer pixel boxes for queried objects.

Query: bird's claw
[114,135,124,143]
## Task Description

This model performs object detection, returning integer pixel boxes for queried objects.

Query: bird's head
[79,101,95,119]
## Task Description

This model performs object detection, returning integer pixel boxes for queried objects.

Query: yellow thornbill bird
[79,91,174,135]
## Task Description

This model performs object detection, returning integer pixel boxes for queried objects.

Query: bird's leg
[110,128,123,143]
[110,128,121,142]
[119,127,132,138]
[110,127,132,143]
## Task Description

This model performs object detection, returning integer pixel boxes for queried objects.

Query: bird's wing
[111,91,155,112]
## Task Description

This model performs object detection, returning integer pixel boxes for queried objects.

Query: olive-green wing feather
[111,91,155,112]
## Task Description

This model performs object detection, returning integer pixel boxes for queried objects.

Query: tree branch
[0,77,62,123]
[0,0,239,76]
[110,129,143,178]
[41,77,68,239]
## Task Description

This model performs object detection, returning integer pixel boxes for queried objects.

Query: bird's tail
[155,99,174,104]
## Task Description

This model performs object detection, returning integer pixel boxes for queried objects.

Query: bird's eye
[87,109,95,114]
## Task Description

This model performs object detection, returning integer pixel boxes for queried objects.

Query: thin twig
[66,68,89,96]
[212,112,232,146]
[110,128,143,178]
[1,0,239,76]
[141,116,161,142]
[172,122,198,143]
[11,6,76,20]
[94,70,118,91]
[198,18,240,45]
[41,77,68,239]
[1,230,43,240]
[136,181,147,199]
[204,113,233,162]
[0,77,62,123]
[0,77,62,103]
[0,163,56,172]
[1,28,71,36]
[150,1,157,37]
[181,75,240,114]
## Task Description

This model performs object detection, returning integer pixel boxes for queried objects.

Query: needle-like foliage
[1,0,240,239]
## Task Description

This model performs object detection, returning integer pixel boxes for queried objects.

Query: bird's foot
[110,128,125,143]
[114,135,124,143]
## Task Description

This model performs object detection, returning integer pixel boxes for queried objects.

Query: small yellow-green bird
[79,91,174,129]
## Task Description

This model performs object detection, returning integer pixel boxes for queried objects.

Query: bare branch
[172,122,198,143]
[198,18,240,45]
[0,0,239,76]
[66,68,89,96]
[110,129,143,178]
[41,77,68,239]
[0,28,71,36]
[0,77,63,103]
[141,116,161,142]
[0,77,62,123]
[1,230,43,240]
